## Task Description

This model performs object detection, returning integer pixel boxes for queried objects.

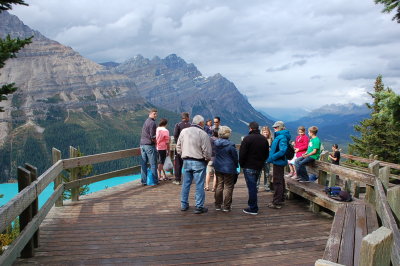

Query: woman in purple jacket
[213,126,239,212]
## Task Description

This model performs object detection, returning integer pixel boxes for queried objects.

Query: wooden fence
[311,152,400,266]
[0,146,141,266]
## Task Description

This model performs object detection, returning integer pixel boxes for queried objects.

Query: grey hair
[218,126,232,139]
[192,115,205,125]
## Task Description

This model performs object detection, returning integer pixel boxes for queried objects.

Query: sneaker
[141,183,147,186]
[215,205,222,211]
[243,208,258,215]
[194,207,208,214]
[222,207,231,212]
[267,203,282,209]
[172,180,181,185]
[181,206,189,211]
[299,179,310,183]
[265,187,271,192]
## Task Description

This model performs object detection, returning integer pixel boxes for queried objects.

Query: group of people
[139,109,340,215]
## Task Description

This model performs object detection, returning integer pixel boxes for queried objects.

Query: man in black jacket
[172,112,191,185]
[239,122,269,215]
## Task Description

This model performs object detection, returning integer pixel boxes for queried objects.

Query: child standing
[329,144,341,165]
[294,126,321,182]
[286,126,309,178]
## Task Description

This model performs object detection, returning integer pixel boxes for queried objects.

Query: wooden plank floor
[15,175,333,265]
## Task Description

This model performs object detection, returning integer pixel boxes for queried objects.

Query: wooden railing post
[359,226,393,266]
[52,148,63,207]
[352,181,360,199]
[17,166,34,258]
[387,186,400,223]
[70,146,79,202]
[378,166,390,190]
[24,163,39,249]
[318,170,327,186]
[366,161,379,206]
[327,173,336,187]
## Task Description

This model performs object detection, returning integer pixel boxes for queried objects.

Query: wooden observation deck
[13,177,332,265]
[1,147,399,265]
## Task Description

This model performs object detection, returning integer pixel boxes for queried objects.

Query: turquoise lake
[0,174,141,208]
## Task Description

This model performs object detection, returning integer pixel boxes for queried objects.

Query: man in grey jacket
[177,115,212,214]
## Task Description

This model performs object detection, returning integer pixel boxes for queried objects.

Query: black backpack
[285,141,295,160]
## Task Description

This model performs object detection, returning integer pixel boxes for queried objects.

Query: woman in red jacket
[286,126,309,178]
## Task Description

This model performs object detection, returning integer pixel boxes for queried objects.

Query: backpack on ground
[324,186,353,202]
[324,186,341,197]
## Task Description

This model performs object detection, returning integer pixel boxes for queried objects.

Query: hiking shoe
[243,208,258,215]
[267,203,282,209]
[194,207,208,214]
[181,206,189,211]
[172,180,181,185]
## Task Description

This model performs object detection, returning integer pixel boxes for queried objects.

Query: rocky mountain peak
[163,54,187,69]
[0,11,47,41]
[311,103,369,116]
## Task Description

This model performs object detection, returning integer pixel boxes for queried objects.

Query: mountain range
[286,104,370,150]
[0,11,272,181]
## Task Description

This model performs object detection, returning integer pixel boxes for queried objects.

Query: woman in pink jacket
[286,126,309,178]
[156,118,170,181]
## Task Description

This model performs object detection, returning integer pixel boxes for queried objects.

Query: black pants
[272,165,285,205]
[174,152,183,182]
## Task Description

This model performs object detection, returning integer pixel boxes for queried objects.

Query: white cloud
[9,0,400,109]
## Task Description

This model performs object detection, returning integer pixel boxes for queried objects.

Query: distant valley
[285,104,370,150]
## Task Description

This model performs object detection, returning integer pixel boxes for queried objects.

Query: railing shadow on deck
[0,145,399,266]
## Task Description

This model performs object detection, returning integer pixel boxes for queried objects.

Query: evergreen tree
[62,148,93,200]
[0,0,32,112]
[375,0,400,23]
[349,75,400,163]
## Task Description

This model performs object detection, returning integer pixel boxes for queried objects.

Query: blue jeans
[181,160,207,209]
[140,145,158,185]
[294,156,315,181]
[243,168,260,212]
[257,162,271,190]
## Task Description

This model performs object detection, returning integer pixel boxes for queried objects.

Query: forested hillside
[0,106,180,183]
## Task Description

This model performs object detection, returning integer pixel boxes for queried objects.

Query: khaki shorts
[207,160,215,174]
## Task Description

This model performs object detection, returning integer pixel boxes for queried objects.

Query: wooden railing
[309,153,400,266]
[0,146,142,266]
[341,153,400,171]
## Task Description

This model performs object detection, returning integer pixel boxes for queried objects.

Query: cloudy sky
[10,0,400,111]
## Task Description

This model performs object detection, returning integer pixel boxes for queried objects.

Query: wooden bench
[322,203,379,266]
[284,176,362,212]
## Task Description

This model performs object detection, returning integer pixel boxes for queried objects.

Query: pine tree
[62,148,93,200]
[0,1,32,112]
[349,75,400,163]
[375,0,400,23]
